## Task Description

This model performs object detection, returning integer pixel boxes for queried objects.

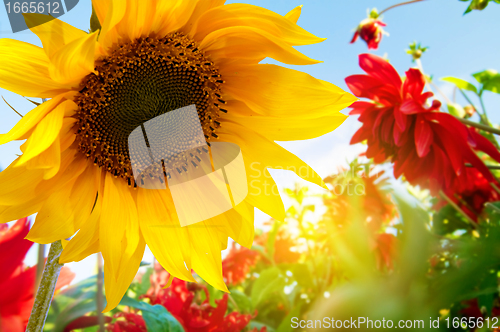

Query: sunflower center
[74,32,226,187]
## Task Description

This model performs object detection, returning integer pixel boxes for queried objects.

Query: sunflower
[0,0,355,310]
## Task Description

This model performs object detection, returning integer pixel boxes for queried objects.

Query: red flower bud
[350,16,387,50]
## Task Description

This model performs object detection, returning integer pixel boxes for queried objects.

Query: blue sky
[0,0,498,280]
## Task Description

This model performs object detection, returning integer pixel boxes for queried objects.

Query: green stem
[490,182,500,196]
[455,116,500,136]
[378,0,426,15]
[439,191,477,229]
[26,241,64,332]
[458,88,476,111]
[465,163,500,170]
[486,203,500,214]
[479,94,490,123]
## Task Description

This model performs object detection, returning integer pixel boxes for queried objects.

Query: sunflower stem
[378,0,426,15]
[26,241,64,332]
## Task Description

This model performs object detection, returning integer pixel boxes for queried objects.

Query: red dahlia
[346,54,500,197]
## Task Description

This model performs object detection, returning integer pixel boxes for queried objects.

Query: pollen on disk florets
[74,32,227,186]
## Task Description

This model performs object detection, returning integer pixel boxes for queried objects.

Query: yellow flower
[0,0,355,311]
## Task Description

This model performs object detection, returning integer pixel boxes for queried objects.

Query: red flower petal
[348,101,375,115]
[468,128,500,163]
[399,99,424,114]
[358,53,402,90]
[350,31,359,44]
[402,68,425,99]
[414,117,434,157]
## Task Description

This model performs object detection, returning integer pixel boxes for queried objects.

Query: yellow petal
[229,200,255,248]
[103,234,146,312]
[25,14,88,60]
[100,173,139,281]
[0,39,70,97]
[114,0,155,41]
[221,64,356,117]
[25,137,61,180]
[225,111,348,141]
[70,165,101,230]
[211,200,255,248]
[0,158,45,206]
[244,161,285,221]
[194,4,323,46]
[285,5,303,24]
[60,193,102,263]
[59,118,78,152]
[187,221,228,292]
[27,179,78,243]
[0,198,44,224]
[0,91,77,145]
[15,100,75,166]
[219,121,326,189]
[200,26,321,66]
[0,146,83,207]
[95,0,126,52]
[154,0,197,37]
[33,151,89,205]
[181,0,227,36]
[137,189,195,282]
[49,32,98,85]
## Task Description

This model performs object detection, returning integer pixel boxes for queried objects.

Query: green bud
[369,8,379,19]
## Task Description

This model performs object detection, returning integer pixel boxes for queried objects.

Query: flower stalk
[26,241,64,332]
[455,116,500,136]
[378,0,426,15]
[439,191,477,229]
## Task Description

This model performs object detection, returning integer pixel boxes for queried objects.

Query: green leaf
[90,5,101,33]
[275,303,303,332]
[251,267,286,308]
[119,297,184,332]
[441,77,478,94]
[473,69,498,83]
[478,270,497,316]
[142,305,185,332]
[473,69,500,93]
[228,290,253,313]
[119,296,152,312]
